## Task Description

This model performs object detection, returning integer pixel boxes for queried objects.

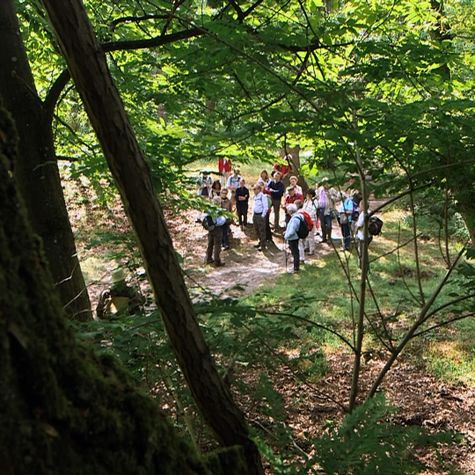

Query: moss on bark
[0,106,245,474]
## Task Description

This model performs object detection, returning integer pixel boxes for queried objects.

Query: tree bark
[39,1,263,473]
[280,144,309,193]
[0,103,248,475]
[0,0,92,320]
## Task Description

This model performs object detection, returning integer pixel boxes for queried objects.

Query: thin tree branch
[367,245,467,399]
[369,233,422,263]
[110,13,169,30]
[262,310,356,352]
[422,292,475,323]
[243,0,266,18]
[102,26,204,52]
[412,312,475,338]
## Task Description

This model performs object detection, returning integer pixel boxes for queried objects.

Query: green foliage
[311,394,460,475]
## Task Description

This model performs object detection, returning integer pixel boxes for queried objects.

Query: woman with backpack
[284,204,306,273]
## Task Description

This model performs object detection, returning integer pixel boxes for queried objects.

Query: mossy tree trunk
[0,105,248,475]
[39,0,263,473]
[0,0,92,320]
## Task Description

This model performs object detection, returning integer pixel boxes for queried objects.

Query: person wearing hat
[96,268,145,319]
[284,204,302,273]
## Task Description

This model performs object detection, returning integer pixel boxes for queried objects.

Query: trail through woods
[171,214,334,298]
[70,189,475,474]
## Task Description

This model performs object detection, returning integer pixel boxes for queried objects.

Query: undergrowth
[74,193,474,473]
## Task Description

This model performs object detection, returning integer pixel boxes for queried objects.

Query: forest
[1,0,474,473]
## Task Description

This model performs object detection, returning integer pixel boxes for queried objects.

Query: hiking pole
[284,239,288,272]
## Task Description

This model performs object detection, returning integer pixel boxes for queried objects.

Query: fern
[311,394,459,474]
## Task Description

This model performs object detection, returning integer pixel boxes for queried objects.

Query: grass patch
[245,208,474,387]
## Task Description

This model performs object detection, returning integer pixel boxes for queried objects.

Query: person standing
[284,204,302,273]
[252,184,269,251]
[288,175,303,196]
[284,186,304,225]
[301,189,318,255]
[210,179,221,198]
[220,188,232,250]
[198,171,213,198]
[317,179,334,243]
[235,178,250,229]
[257,169,270,188]
[355,209,371,271]
[218,157,232,186]
[337,194,354,251]
[205,197,226,267]
[226,168,241,205]
[295,200,314,264]
[267,171,285,229]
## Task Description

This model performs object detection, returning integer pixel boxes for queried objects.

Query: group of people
[199,167,371,272]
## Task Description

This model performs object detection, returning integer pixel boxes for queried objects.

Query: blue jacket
[343,197,354,222]
[284,214,303,241]
[268,180,285,200]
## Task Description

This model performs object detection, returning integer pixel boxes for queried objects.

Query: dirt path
[170,213,336,298]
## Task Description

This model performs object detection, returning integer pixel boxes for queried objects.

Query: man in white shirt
[252,184,269,251]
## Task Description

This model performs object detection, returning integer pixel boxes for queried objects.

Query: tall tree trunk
[0,0,92,320]
[0,103,245,475]
[39,1,263,473]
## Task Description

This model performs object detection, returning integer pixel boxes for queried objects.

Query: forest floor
[170,209,475,475]
[68,180,475,475]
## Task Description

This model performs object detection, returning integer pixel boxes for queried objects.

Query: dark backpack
[202,215,215,231]
[296,215,309,239]
[368,216,383,236]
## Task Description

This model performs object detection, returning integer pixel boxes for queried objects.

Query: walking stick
[284,239,288,272]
